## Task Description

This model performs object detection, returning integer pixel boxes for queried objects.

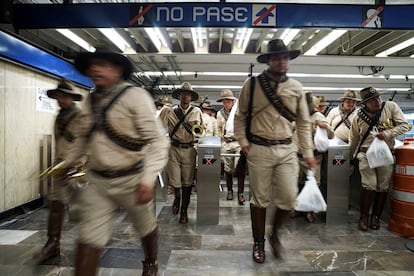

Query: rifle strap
[257,74,296,122]
[334,109,353,131]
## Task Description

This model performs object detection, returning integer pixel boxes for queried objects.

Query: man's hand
[241,145,250,155]
[136,184,154,205]
[304,157,317,170]
[376,131,386,140]
[318,122,329,129]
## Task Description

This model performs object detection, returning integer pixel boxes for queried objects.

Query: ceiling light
[144,28,170,53]
[56,29,95,52]
[233,28,253,53]
[98,28,135,53]
[280,29,300,45]
[304,30,347,56]
[375,37,414,57]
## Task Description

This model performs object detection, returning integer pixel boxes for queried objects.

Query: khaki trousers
[221,140,241,173]
[247,143,299,210]
[357,152,394,192]
[167,146,197,187]
[76,171,157,248]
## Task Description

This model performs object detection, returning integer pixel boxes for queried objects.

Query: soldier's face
[267,54,290,74]
[55,92,74,109]
[222,99,234,111]
[342,99,356,111]
[86,58,123,89]
[365,96,382,112]
[179,91,192,104]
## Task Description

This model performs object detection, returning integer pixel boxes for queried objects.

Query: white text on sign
[156,7,249,23]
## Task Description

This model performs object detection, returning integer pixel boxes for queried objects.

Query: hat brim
[216,96,237,102]
[172,89,199,101]
[74,52,132,80]
[361,92,385,103]
[47,89,83,101]
[319,102,329,106]
[338,96,361,101]
[257,49,301,63]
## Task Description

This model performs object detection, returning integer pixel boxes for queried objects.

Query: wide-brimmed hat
[155,95,174,107]
[201,101,215,110]
[47,79,83,101]
[172,82,199,101]
[216,89,237,102]
[316,96,328,106]
[360,86,384,103]
[74,47,132,80]
[338,90,361,101]
[257,39,301,63]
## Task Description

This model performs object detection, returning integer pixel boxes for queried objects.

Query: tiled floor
[1,182,414,276]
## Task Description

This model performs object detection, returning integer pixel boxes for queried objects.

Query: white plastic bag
[314,126,329,152]
[295,171,327,213]
[366,137,394,168]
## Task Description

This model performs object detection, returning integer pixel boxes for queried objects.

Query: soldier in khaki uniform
[327,90,360,143]
[315,95,329,115]
[160,82,203,224]
[68,49,169,276]
[201,101,218,136]
[349,87,410,232]
[234,39,316,263]
[155,95,174,118]
[33,79,85,263]
[217,89,246,204]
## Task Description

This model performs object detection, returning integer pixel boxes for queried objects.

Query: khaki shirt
[66,81,170,187]
[326,105,357,143]
[234,74,313,158]
[54,105,85,166]
[217,108,229,138]
[202,112,217,136]
[160,104,203,143]
[349,100,411,158]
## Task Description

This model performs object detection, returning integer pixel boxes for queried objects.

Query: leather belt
[91,161,143,178]
[250,134,292,147]
[171,140,194,149]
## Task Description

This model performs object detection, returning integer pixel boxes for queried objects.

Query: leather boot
[359,189,375,231]
[237,175,246,205]
[172,188,181,215]
[74,243,102,276]
[250,204,266,263]
[370,192,388,230]
[141,228,158,276]
[226,173,233,200]
[33,201,65,262]
[268,208,290,259]
[179,186,192,224]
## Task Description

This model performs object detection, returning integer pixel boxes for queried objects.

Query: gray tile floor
[1,182,414,276]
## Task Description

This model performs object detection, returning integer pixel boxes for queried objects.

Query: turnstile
[325,141,350,225]
[197,136,221,225]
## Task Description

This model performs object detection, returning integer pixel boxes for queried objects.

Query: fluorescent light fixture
[144,28,170,53]
[375,37,414,57]
[98,28,135,53]
[304,30,347,56]
[56,29,95,52]
[280,29,300,45]
[191,27,204,48]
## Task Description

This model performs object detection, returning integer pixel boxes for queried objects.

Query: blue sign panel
[12,3,414,30]
[0,30,93,87]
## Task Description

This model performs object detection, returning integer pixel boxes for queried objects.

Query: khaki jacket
[202,112,217,136]
[349,100,411,158]
[234,73,313,158]
[66,81,170,187]
[326,105,357,143]
[160,104,203,143]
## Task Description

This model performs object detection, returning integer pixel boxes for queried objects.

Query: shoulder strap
[257,74,296,122]
[355,101,386,155]
[170,106,194,138]
[334,110,353,131]
[246,77,255,141]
